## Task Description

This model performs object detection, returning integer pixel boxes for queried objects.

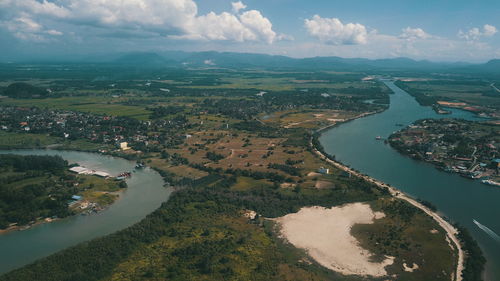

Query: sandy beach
[310,136,464,281]
[275,203,393,277]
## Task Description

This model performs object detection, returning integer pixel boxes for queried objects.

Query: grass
[0,132,60,149]
[231,176,273,191]
[102,206,279,281]
[79,190,118,206]
[0,96,152,120]
[398,80,500,109]
[351,198,455,281]
[78,175,121,192]
[180,77,373,91]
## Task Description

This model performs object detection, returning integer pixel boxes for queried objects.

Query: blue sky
[0,0,498,62]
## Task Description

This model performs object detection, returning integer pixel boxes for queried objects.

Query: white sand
[403,262,420,272]
[311,143,464,281]
[276,203,394,277]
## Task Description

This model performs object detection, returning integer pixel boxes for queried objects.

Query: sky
[0,0,499,62]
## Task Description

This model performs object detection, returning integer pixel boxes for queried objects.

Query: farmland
[0,64,470,281]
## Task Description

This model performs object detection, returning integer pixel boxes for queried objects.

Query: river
[0,150,171,274]
[319,81,500,281]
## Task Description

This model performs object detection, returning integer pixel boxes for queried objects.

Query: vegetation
[0,155,72,228]
[455,225,486,281]
[0,65,474,280]
[0,154,123,230]
[3,82,48,99]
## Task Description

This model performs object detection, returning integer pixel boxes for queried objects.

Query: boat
[116,172,131,180]
[473,219,500,242]
[481,179,500,187]
[375,136,382,140]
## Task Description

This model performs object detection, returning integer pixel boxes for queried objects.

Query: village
[0,106,187,153]
[389,118,500,186]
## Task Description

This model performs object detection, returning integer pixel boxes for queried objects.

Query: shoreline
[0,191,124,236]
[311,116,464,281]
[0,150,128,236]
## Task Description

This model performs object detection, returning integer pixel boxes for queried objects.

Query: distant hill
[87,51,499,74]
[4,82,48,99]
[112,52,176,67]
[480,59,500,72]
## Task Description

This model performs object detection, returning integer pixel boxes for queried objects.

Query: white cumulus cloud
[232,1,247,14]
[0,0,279,44]
[458,24,497,41]
[399,27,431,40]
[304,15,367,45]
[1,13,63,41]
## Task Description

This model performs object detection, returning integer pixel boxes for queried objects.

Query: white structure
[120,142,130,150]
[318,167,330,174]
[93,171,111,178]
[69,166,92,174]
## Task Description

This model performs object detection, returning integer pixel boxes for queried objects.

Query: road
[311,138,464,281]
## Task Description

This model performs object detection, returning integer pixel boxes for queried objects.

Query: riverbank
[0,149,171,274]
[388,118,500,187]
[311,127,464,281]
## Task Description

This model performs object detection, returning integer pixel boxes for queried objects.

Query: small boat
[135,162,145,169]
[375,136,382,140]
[117,172,132,178]
[481,179,500,187]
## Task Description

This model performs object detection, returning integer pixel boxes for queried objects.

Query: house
[318,167,330,174]
[69,166,91,174]
[120,142,130,150]
[93,171,110,178]
[71,195,82,201]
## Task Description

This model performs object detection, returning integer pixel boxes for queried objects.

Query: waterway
[0,150,171,274]
[319,81,500,281]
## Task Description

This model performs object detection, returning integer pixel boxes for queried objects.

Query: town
[389,118,500,186]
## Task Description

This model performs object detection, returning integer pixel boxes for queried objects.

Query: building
[93,171,111,178]
[69,166,92,174]
[120,142,130,150]
[318,167,330,174]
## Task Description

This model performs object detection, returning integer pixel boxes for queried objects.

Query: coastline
[311,116,465,281]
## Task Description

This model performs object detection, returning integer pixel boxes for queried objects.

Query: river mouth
[0,149,171,274]
[319,81,500,281]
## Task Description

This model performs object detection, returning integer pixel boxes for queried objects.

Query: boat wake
[473,219,500,243]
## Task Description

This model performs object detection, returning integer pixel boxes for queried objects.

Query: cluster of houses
[0,106,187,152]
[389,119,499,185]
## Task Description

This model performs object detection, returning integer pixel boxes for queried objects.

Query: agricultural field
[395,78,500,118]
[0,65,467,281]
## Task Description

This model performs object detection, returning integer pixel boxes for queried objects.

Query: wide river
[0,150,171,274]
[320,81,500,281]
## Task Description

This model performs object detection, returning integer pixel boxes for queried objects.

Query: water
[0,150,171,274]
[320,81,500,281]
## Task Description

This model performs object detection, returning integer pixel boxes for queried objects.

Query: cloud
[232,1,247,14]
[1,13,63,41]
[304,15,367,45]
[399,27,431,40]
[483,24,498,37]
[458,24,497,41]
[0,0,278,44]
